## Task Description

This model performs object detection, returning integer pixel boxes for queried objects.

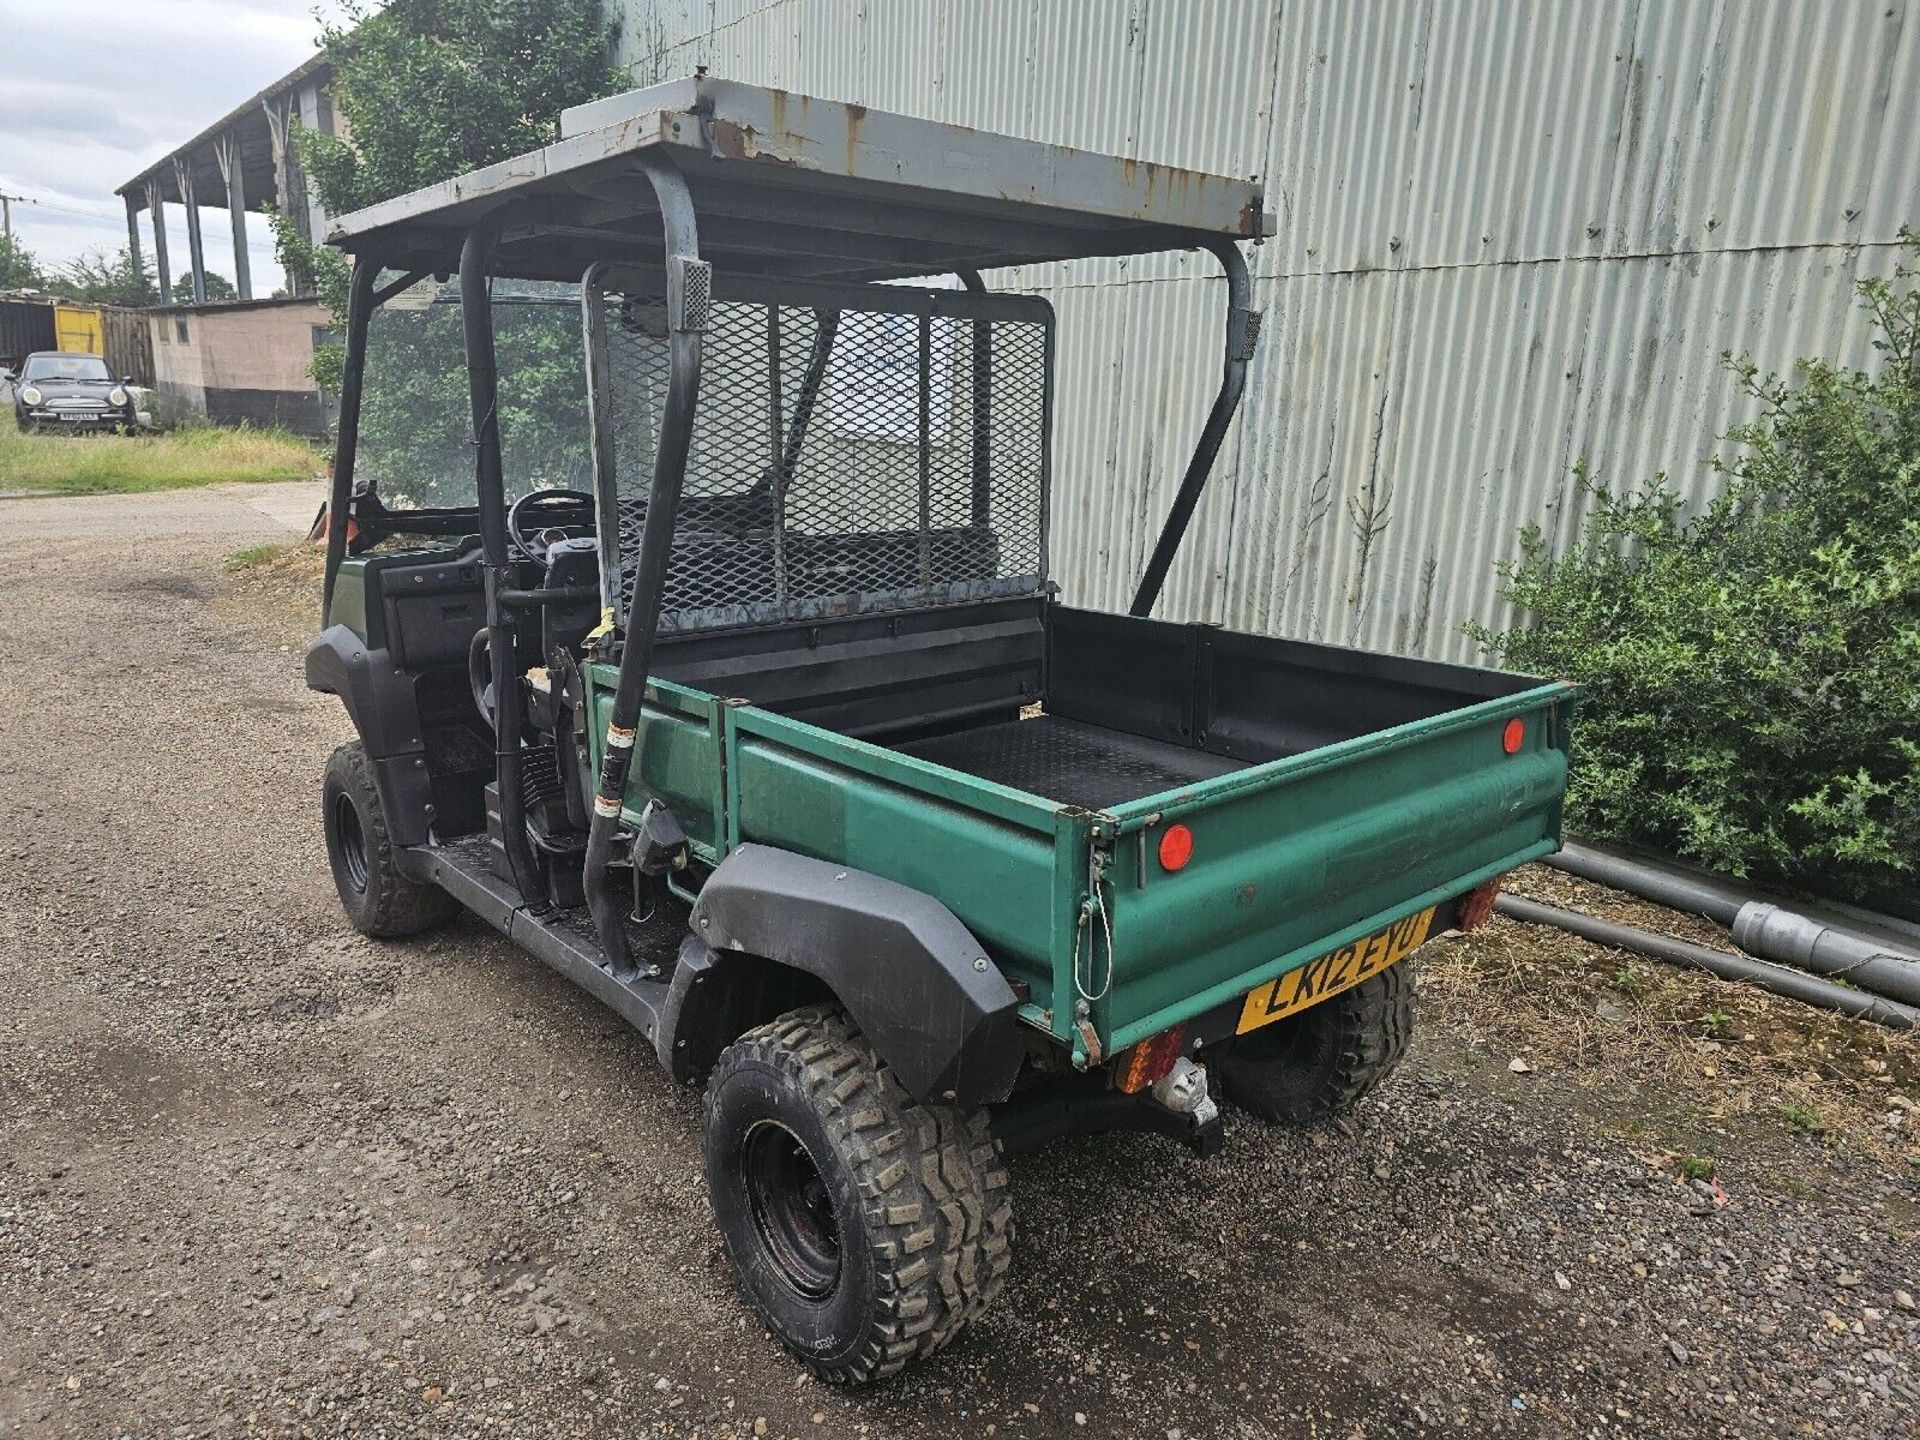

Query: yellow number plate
[1236,907,1436,1035]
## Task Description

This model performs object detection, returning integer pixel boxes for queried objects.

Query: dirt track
[1,485,1916,1439]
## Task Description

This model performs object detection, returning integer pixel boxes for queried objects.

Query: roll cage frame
[317,76,1270,980]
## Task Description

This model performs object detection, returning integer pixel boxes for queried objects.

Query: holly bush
[1470,240,1920,903]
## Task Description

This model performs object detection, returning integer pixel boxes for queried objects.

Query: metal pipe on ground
[1493,893,1920,1032]
[1546,843,1920,986]
[1545,842,1741,925]
[1733,903,1920,1006]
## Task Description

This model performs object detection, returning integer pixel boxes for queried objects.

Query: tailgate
[1095,684,1573,1051]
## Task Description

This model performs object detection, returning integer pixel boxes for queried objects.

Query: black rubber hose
[1494,893,1918,1031]
[1544,843,1742,925]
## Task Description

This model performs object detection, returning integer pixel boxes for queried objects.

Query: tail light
[1457,879,1501,932]
[1114,1024,1188,1094]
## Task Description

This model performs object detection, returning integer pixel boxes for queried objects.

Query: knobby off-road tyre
[322,742,457,938]
[703,1003,1013,1384]
[1215,962,1416,1125]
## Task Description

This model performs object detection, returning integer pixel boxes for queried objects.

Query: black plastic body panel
[1046,606,1546,766]
[382,551,486,670]
[690,844,1024,1106]
[650,594,1045,740]
[305,625,437,846]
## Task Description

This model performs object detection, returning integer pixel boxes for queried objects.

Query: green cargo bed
[592,602,1574,1065]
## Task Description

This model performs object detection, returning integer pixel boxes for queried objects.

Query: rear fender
[680,844,1023,1107]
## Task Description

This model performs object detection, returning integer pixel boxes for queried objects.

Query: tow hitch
[992,1057,1224,1159]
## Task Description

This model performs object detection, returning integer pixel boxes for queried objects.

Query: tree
[301,0,621,217]
[0,234,47,291]
[60,247,157,306]
[269,0,621,318]
[1470,237,1920,903]
[264,0,622,489]
[190,270,238,302]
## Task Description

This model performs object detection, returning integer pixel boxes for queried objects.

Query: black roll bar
[460,223,547,910]
[582,155,708,978]
[955,269,993,527]
[1129,239,1258,617]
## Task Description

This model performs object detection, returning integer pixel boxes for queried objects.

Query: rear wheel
[1214,962,1416,1125]
[703,1004,1012,1383]
[322,742,456,937]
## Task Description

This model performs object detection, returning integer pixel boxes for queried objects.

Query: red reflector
[1502,717,1526,754]
[1158,823,1194,872]
[1114,1024,1188,1094]
[1457,879,1501,931]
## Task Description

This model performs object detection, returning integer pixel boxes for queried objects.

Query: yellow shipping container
[53,304,104,355]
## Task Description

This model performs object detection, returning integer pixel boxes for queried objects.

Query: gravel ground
[2,487,1917,1440]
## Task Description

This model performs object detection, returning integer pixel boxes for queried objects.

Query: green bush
[1470,241,1920,903]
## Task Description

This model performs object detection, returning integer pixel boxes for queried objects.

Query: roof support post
[215,134,253,301]
[461,224,549,914]
[321,258,379,626]
[580,263,623,623]
[1129,240,1258,618]
[583,153,705,979]
[123,194,145,294]
[174,156,207,304]
[956,269,992,526]
[146,180,172,306]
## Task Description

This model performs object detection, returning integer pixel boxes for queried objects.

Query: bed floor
[896,714,1246,809]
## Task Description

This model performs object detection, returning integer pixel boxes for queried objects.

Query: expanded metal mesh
[594,286,1049,633]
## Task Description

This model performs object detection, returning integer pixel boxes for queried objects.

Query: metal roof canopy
[326,75,1273,282]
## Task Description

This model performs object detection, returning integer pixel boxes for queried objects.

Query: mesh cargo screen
[593,282,1050,634]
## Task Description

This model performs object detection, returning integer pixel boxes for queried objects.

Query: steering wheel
[506,488,597,564]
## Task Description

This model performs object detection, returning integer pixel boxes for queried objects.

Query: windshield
[22,355,112,382]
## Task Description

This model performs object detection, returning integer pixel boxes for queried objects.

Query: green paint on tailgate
[1099,686,1572,1049]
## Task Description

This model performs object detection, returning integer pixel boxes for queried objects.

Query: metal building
[610,0,1917,661]
[115,56,341,307]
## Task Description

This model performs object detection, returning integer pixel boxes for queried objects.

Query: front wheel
[703,1004,1012,1383]
[322,742,456,937]
[1213,962,1416,1125]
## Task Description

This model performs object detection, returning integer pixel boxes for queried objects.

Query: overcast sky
[0,0,351,292]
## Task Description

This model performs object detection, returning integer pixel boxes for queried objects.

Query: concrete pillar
[174,156,207,304]
[146,179,172,305]
[123,194,144,291]
[215,135,253,301]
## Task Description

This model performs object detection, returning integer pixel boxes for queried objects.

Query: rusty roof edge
[328,75,1272,252]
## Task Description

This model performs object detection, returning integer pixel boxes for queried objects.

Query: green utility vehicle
[309,77,1574,1382]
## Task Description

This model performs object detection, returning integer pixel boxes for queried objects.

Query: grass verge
[0,421,322,496]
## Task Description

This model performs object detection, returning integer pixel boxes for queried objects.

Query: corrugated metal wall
[613,0,1918,661]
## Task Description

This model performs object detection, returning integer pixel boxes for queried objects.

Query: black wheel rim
[741,1120,842,1301]
[1235,1012,1311,1065]
[332,791,368,893]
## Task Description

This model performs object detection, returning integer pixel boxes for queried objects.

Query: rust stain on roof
[844,103,868,175]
